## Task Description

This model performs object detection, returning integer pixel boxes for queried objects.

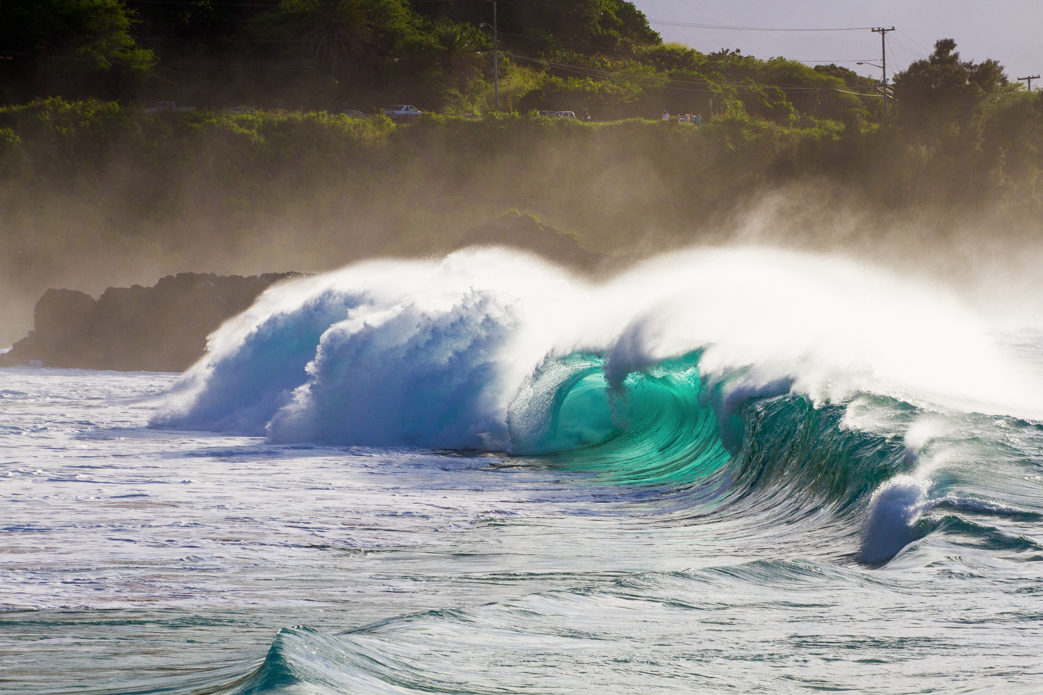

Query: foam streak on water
[4,248,1043,693]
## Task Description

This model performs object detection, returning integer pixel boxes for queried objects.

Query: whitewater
[3,247,1043,693]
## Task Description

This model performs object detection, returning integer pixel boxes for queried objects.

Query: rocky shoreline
[0,216,609,373]
[0,272,300,372]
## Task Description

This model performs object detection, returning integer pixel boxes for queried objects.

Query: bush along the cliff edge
[0,88,1041,344]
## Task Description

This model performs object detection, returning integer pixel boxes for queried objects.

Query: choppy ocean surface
[3,248,1043,693]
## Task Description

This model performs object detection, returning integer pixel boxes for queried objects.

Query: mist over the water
[4,5,1043,688]
[7,242,1043,692]
[142,246,1043,573]
[156,246,1043,441]
[4,91,1043,348]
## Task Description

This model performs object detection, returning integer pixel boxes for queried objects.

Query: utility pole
[488,0,499,111]
[1018,74,1040,92]
[480,1,499,111]
[871,27,895,116]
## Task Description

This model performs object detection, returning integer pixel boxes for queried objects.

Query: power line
[125,0,453,4]
[799,59,880,64]
[497,29,876,66]
[497,0,588,15]
[135,36,318,43]
[3,42,881,82]
[496,29,623,52]
[125,1,276,5]
[836,88,882,98]
[0,50,154,65]
[0,46,483,71]
[886,34,901,76]
[648,19,876,33]
[897,29,931,54]
[510,53,879,96]
[888,36,925,61]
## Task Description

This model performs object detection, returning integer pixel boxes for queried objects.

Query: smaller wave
[929,515,1043,558]
[859,478,1043,564]
[860,476,930,564]
[930,497,1043,523]
[149,248,1043,567]
[231,627,390,695]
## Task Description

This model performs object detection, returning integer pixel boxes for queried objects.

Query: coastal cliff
[0,215,606,373]
[1,272,299,372]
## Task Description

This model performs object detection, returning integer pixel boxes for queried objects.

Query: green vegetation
[0,0,878,119]
[0,3,1041,344]
[0,0,156,102]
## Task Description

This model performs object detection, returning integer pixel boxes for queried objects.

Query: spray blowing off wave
[152,247,1043,562]
[154,247,1042,444]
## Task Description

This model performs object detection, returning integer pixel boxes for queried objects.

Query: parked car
[539,110,576,119]
[384,104,423,120]
[145,101,196,113]
[341,109,367,117]
[228,106,255,115]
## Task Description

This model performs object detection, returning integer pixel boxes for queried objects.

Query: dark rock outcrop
[455,211,608,270]
[1,272,300,372]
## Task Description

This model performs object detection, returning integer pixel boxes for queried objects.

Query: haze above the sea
[633,0,1043,81]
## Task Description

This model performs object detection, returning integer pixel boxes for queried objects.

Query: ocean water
[3,248,1043,694]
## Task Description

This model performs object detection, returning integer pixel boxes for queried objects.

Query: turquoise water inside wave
[5,250,1043,693]
[3,358,1043,693]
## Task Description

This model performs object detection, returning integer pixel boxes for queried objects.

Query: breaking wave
[152,247,1043,564]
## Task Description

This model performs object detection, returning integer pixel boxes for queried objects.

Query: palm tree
[288,0,380,79]
[431,22,485,83]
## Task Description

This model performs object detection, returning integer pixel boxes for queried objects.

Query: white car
[145,101,196,113]
[384,104,423,120]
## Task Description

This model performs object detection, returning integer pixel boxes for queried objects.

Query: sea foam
[151,247,1043,562]
[154,246,1043,447]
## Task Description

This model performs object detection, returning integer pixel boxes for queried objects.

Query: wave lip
[149,248,1043,565]
[267,290,517,449]
[153,251,581,450]
[154,247,1043,448]
[152,288,364,436]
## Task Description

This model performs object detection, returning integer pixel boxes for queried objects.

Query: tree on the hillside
[0,0,155,101]
[406,0,659,55]
[585,0,660,51]
[638,43,701,72]
[884,40,1023,207]
[277,0,415,78]
[431,22,487,76]
[133,0,277,44]
[893,39,1009,130]
[417,21,490,110]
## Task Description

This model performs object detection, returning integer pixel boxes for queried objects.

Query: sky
[630,0,1043,85]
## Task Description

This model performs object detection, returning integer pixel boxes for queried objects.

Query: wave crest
[151,248,1043,563]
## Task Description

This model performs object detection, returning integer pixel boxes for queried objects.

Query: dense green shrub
[1,88,1041,345]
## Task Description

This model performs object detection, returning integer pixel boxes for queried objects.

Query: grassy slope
[1,98,1040,343]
